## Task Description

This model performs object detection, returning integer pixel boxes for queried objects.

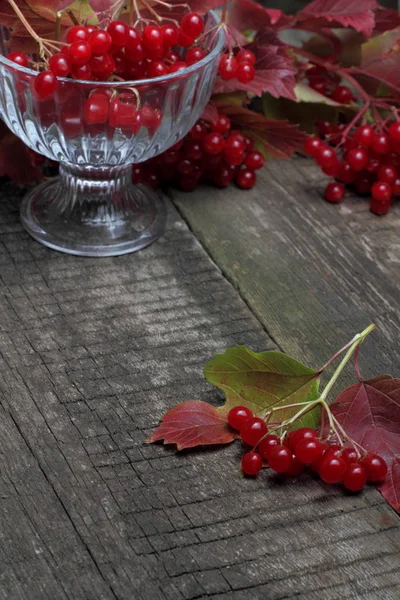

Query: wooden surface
[0,160,398,600]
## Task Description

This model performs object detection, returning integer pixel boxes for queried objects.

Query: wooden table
[0,159,399,600]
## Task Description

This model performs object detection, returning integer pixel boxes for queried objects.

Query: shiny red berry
[227,406,253,431]
[7,51,28,67]
[241,451,263,476]
[360,454,388,482]
[107,21,129,46]
[236,63,255,83]
[48,53,70,77]
[331,85,353,104]
[88,30,112,55]
[236,49,256,65]
[240,417,268,447]
[161,24,179,48]
[325,182,345,204]
[288,428,317,449]
[319,455,347,484]
[33,71,57,98]
[142,25,164,50]
[66,25,88,44]
[203,132,225,155]
[336,162,356,184]
[388,121,400,143]
[84,92,109,125]
[180,13,204,38]
[343,463,367,492]
[347,148,368,172]
[353,125,374,148]
[268,445,293,473]
[377,164,397,185]
[371,133,391,155]
[185,47,206,65]
[295,438,324,464]
[244,151,264,171]
[258,435,280,461]
[304,137,323,157]
[219,54,237,80]
[236,169,256,189]
[69,41,92,66]
[341,448,358,464]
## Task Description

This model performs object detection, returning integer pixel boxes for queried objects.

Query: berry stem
[319,324,375,403]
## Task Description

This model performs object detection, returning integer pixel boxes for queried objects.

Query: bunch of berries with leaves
[148,323,400,513]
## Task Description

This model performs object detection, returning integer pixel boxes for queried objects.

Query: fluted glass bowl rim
[0,11,224,88]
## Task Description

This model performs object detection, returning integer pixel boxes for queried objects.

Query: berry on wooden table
[268,445,293,473]
[241,451,263,476]
[258,435,280,460]
[319,455,347,484]
[240,417,268,447]
[343,463,367,492]
[228,406,253,431]
[360,454,388,482]
[325,182,345,203]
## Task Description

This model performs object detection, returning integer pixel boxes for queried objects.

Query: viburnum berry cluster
[132,109,264,191]
[229,407,387,492]
[305,121,400,215]
[218,48,256,85]
[7,10,210,98]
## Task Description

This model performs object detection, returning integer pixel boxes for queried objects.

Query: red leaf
[228,0,294,32]
[331,376,400,512]
[212,95,306,158]
[146,401,236,450]
[297,0,379,37]
[373,9,400,34]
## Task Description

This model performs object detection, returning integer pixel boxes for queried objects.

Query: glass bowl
[0,13,224,256]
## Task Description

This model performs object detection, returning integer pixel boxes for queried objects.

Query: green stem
[320,323,375,402]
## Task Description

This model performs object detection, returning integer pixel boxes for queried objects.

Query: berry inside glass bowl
[0,12,224,256]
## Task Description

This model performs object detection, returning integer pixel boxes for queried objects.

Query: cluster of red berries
[305,121,400,215]
[7,13,208,99]
[228,405,388,492]
[132,111,264,191]
[307,60,354,105]
[218,49,256,84]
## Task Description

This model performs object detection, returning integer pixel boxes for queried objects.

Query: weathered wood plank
[0,179,398,600]
[172,159,400,382]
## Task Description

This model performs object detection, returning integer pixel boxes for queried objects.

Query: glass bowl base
[20,175,166,257]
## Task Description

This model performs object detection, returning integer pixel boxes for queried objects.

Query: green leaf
[293,83,341,106]
[204,347,321,429]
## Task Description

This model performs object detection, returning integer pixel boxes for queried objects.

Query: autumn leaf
[228,0,294,33]
[204,347,321,429]
[145,401,237,450]
[373,8,400,34]
[331,376,400,512]
[297,0,379,38]
[211,94,306,158]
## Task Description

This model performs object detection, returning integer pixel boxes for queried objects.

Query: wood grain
[0,175,398,600]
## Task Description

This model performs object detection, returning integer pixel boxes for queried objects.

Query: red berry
[180,13,204,38]
[341,448,358,464]
[109,93,138,129]
[241,451,263,476]
[240,417,268,447]
[268,445,293,473]
[7,51,28,67]
[236,63,255,83]
[70,41,92,66]
[325,182,345,204]
[331,85,353,104]
[371,133,391,155]
[371,181,392,203]
[203,132,225,155]
[107,21,129,46]
[210,115,231,135]
[70,63,92,80]
[219,54,237,80]
[310,78,327,95]
[125,27,142,51]
[165,50,180,64]
[168,61,186,73]
[177,29,194,48]
[359,454,388,482]
[325,444,342,458]
[285,454,305,477]
[142,25,164,50]
[244,151,265,171]
[393,178,400,196]
[89,53,115,79]
[213,165,233,188]
[315,146,339,169]
[289,428,317,449]
[185,47,206,65]
[84,92,109,125]
[353,125,374,148]
[347,148,368,172]
[336,162,356,184]
[33,71,57,98]
[236,49,255,65]
[125,43,145,63]
[49,53,70,77]
[388,121,400,143]
[224,135,245,162]
[295,439,324,465]
[304,137,323,157]
[258,435,280,461]
[161,24,179,48]
[310,443,330,472]
[147,60,168,78]
[236,169,256,189]
[227,406,253,431]
[88,30,112,55]
[190,120,208,140]
[317,122,333,137]
[66,25,88,44]
[343,463,367,492]
[377,164,397,185]
[319,455,347,484]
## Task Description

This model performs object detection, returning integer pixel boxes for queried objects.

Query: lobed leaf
[331,376,400,512]
[297,0,379,38]
[204,346,321,428]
